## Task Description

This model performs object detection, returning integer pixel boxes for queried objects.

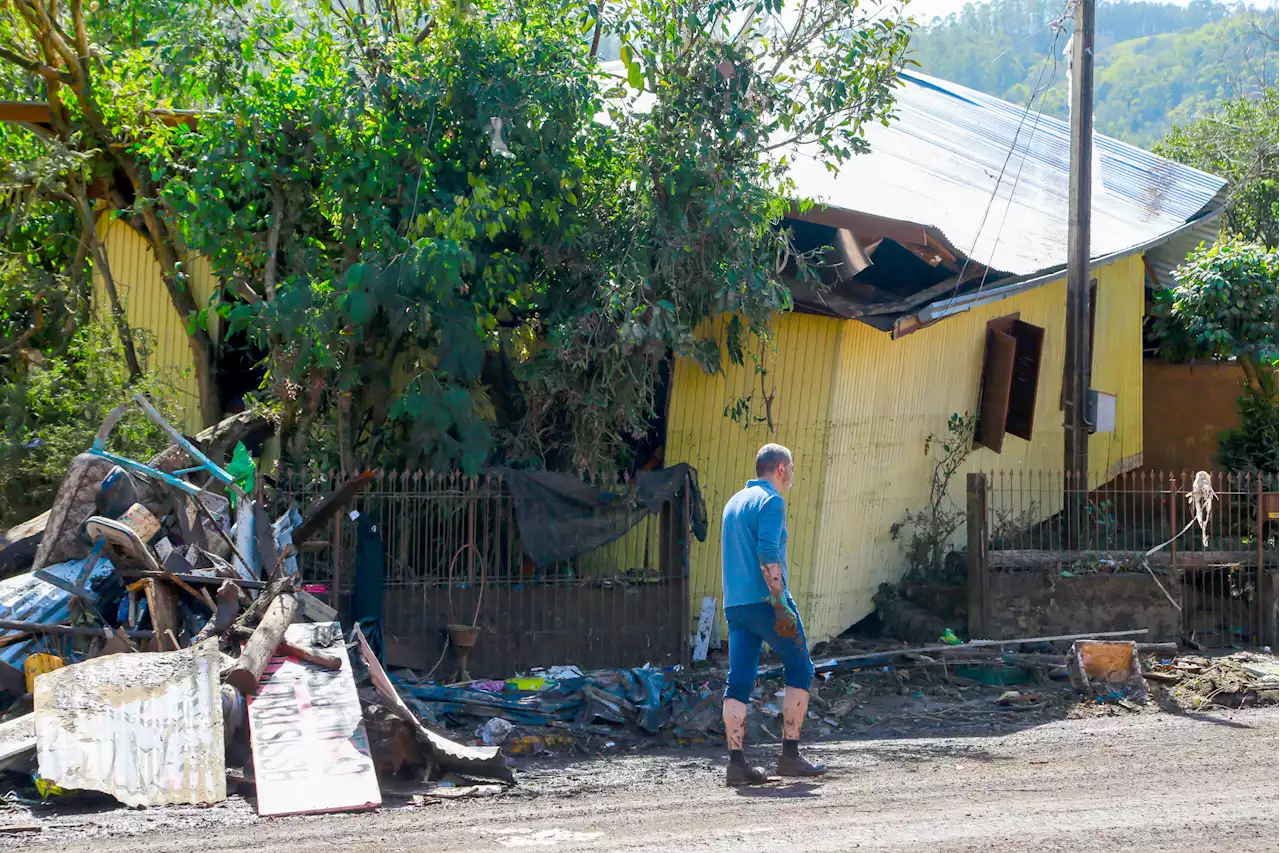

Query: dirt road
[8,708,1277,853]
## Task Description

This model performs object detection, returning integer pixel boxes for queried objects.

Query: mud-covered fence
[967,470,1279,648]
[274,471,691,677]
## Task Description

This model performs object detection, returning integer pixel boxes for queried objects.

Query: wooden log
[193,580,242,644]
[226,593,299,695]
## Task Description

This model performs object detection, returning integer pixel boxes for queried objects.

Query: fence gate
[277,471,692,678]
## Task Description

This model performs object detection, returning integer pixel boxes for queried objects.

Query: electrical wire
[936,0,1076,310]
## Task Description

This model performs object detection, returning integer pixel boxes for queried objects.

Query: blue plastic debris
[0,558,116,676]
[393,666,677,734]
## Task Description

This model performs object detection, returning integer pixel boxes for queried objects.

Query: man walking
[720,443,826,786]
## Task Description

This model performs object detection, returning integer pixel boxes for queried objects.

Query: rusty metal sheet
[352,625,510,781]
[34,645,226,807]
[248,622,381,817]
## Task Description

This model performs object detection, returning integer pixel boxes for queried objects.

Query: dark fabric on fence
[353,515,385,658]
[493,464,707,567]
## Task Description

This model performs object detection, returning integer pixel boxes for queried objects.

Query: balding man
[719,443,826,786]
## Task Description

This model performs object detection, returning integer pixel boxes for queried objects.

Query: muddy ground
[3,707,1275,853]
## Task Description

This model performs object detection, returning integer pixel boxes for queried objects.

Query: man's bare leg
[782,686,809,740]
[723,698,767,786]
[777,686,826,777]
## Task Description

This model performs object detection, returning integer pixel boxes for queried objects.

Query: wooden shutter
[1005,320,1045,440]
[976,328,1017,452]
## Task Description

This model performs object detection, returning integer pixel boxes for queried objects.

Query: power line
[936,0,1074,310]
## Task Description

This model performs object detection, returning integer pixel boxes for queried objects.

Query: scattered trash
[477,717,515,746]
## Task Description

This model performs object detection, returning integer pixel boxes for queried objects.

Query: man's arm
[756,495,786,598]
[757,496,797,637]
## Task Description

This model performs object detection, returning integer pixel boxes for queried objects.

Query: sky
[907,0,1279,23]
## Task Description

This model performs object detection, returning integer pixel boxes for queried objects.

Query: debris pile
[1147,653,1279,710]
[0,394,508,822]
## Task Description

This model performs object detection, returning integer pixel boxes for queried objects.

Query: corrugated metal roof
[785,71,1227,277]
[34,645,226,807]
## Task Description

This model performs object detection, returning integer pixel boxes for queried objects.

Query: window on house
[976,315,1046,452]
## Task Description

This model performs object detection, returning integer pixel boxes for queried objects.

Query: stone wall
[987,570,1182,642]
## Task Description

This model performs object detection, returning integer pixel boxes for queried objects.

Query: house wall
[94,218,217,433]
[1142,358,1242,473]
[665,253,1147,644]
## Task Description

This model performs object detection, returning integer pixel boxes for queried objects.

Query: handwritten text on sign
[247,622,381,816]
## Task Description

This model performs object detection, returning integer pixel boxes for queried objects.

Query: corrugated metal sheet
[1144,210,1223,288]
[95,218,217,433]
[665,313,841,636]
[34,644,226,807]
[783,71,1226,277]
[666,255,1146,643]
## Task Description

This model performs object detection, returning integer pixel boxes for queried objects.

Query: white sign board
[248,622,381,817]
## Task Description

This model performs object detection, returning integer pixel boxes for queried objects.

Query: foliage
[0,323,177,527]
[910,0,1277,146]
[890,412,976,582]
[1155,88,1278,248]
[1216,386,1278,473]
[0,0,246,427]
[157,0,912,476]
[1152,237,1279,398]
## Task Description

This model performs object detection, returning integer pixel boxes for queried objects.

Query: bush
[1216,386,1279,474]
[0,324,179,527]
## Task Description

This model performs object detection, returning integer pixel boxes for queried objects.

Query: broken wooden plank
[296,589,337,623]
[143,579,182,651]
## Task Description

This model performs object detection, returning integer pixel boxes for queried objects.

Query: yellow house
[18,72,1224,647]
[663,72,1227,644]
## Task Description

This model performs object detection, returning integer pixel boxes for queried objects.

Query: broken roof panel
[785,71,1227,278]
[34,645,226,808]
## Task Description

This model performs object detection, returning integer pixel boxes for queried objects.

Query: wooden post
[227,592,299,696]
[1256,477,1265,646]
[967,473,989,640]
[1064,0,1096,540]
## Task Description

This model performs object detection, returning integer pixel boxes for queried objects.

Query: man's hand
[770,593,799,639]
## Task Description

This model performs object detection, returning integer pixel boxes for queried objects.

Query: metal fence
[274,471,691,677]
[970,470,1278,648]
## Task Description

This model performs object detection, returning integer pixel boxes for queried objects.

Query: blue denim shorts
[723,600,814,703]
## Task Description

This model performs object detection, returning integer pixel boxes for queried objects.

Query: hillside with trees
[909,0,1278,146]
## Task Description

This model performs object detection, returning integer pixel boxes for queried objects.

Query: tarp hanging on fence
[493,464,707,567]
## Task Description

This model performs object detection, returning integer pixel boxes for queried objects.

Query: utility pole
[1064,0,1094,540]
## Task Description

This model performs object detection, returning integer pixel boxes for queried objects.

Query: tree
[158,0,912,475]
[1152,237,1278,399]
[1155,88,1279,249]
[0,0,237,426]
[1151,237,1278,473]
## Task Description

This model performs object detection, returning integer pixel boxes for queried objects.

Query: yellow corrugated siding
[1087,254,1145,479]
[665,314,842,630]
[94,219,216,433]
[666,255,1146,643]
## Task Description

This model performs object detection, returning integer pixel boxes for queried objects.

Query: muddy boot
[777,740,826,777]
[725,762,769,787]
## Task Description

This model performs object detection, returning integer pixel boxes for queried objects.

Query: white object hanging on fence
[1139,470,1219,612]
